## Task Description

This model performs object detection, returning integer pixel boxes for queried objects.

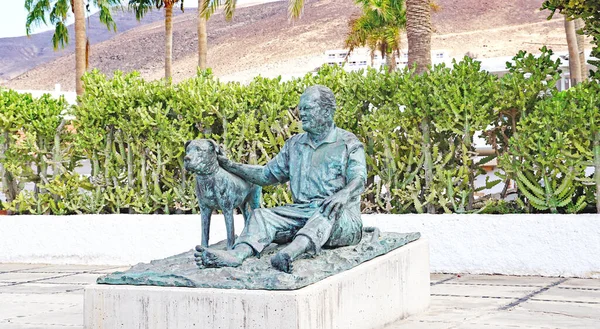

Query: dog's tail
[249,185,262,209]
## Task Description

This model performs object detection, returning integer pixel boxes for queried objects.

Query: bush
[1,49,598,215]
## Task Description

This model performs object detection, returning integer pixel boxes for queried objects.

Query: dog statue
[184,139,261,250]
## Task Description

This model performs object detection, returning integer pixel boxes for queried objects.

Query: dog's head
[184,139,224,175]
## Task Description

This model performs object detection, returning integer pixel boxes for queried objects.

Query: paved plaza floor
[0,264,598,329]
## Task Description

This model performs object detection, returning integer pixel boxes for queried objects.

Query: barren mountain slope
[0,10,169,83]
[4,0,578,91]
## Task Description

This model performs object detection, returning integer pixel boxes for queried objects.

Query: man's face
[298,92,332,135]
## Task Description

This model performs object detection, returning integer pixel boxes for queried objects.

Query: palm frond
[25,0,53,36]
[201,0,222,19]
[97,0,118,31]
[288,0,305,19]
[344,0,406,61]
[128,0,156,20]
[49,0,69,25]
[51,21,69,50]
[429,0,441,13]
[223,0,236,21]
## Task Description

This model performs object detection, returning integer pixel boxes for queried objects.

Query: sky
[0,0,269,39]
[2,0,87,38]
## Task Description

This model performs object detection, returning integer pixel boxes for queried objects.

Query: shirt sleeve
[265,139,291,183]
[346,142,367,183]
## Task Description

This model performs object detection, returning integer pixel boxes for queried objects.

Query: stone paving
[0,264,599,329]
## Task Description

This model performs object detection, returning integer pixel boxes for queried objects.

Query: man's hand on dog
[217,155,231,169]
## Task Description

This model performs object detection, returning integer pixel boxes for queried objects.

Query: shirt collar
[300,125,338,149]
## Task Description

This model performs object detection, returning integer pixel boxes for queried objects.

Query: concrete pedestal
[84,238,430,329]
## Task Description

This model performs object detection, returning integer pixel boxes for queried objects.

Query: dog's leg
[241,202,252,228]
[200,206,212,248]
[223,208,235,250]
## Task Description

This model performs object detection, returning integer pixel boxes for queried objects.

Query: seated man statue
[194,85,367,273]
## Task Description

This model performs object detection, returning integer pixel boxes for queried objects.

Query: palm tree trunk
[385,50,396,73]
[565,16,582,85]
[575,18,587,80]
[165,4,174,80]
[74,0,87,95]
[407,0,434,213]
[198,0,208,69]
[406,0,432,75]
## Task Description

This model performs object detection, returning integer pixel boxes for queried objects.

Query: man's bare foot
[271,252,293,273]
[194,246,245,268]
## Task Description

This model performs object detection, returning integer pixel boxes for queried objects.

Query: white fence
[15,86,77,104]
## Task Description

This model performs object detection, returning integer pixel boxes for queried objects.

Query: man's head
[298,85,336,135]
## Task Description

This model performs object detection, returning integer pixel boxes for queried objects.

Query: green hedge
[1,48,598,214]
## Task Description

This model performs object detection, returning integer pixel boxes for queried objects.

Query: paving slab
[430,273,456,282]
[560,278,600,289]
[0,302,69,321]
[20,265,116,273]
[469,308,600,329]
[37,274,100,285]
[430,295,515,310]
[0,265,49,273]
[454,323,555,329]
[87,266,131,274]
[0,283,84,294]
[0,323,81,329]
[452,274,558,287]
[384,320,454,329]
[518,300,600,321]
[533,285,600,303]
[397,307,483,324]
[6,304,82,327]
[431,282,536,298]
[0,264,598,329]
[0,272,69,283]
[0,293,82,305]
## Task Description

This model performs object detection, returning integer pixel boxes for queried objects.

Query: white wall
[363,214,600,278]
[1,214,598,278]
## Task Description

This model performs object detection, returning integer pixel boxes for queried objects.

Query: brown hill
[2,0,581,91]
[0,9,169,83]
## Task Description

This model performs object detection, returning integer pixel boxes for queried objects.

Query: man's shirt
[265,126,367,205]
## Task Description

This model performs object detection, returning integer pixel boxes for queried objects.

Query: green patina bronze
[184,139,262,250]
[193,85,371,273]
[98,85,421,289]
[97,231,421,290]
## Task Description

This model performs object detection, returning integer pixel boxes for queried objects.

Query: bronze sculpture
[195,85,367,273]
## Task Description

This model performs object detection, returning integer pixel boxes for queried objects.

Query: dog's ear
[184,140,192,151]
[209,140,224,156]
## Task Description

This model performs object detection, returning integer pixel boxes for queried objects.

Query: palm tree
[25,0,119,95]
[129,0,184,80]
[405,0,439,213]
[345,0,406,73]
[198,0,208,69]
[195,0,315,71]
[564,16,582,85]
[405,0,432,75]
[575,18,587,80]
[197,0,236,70]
